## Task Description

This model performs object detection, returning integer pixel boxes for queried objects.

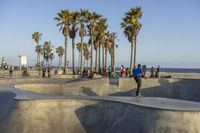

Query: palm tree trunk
[36,43,39,65]
[37,53,39,66]
[47,60,50,67]
[80,36,83,74]
[61,56,63,67]
[102,45,105,69]
[84,57,86,68]
[95,45,99,73]
[38,54,40,65]
[98,44,101,73]
[130,40,134,74]
[95,48,97,72]
[64,35,68,74]
[113,42,116,74]
[90,35,94,73]
[105,48,107,68]
[72,38,76,74]
[46,59,48,70]
[43,56,45,67]
[87,59,89,68]
[51,60,53,67]
[133,36,137,70]
[111,54,113,70]
[59,56,61,68]
[78,52,80,73]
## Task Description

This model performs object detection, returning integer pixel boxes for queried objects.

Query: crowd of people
[120,65,161,78]
[78,64,161,80]
[81,66,114,78]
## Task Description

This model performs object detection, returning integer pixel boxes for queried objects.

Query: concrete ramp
[15,78,200,102]
[1,96,200,133]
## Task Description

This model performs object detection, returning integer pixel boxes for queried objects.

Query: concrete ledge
[1,97,200,133]
[14,96,200,111]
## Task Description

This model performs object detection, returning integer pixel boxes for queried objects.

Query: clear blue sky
[0,0,200,68]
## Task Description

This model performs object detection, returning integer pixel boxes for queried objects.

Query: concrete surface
[15,78,200,102]
[1,96,200,133]
[1,78,200,133]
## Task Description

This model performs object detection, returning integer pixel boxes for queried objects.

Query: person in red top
[121,66,126,77]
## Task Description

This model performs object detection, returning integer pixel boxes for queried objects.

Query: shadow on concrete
[81,87,98,96]
[75,79,200,132]
[0,92,16,123]
[65,78,99,84]
[110,79,200,102]
[75,101,154,133]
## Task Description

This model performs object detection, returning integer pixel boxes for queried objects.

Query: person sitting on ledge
[88,71,96,79]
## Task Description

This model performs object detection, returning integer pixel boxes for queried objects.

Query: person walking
[47,66,51,78]
[126,67,130,77]
[108,66,111,77]
[120,65,124,76]
[142,65,147,78]
[9,65,14,79]
[156,66,160,78]
[150,67,155,78]
[133,64,143,97]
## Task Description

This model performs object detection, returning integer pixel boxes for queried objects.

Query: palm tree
[32,32,42,66]
[121,7,142,73]
[110,33,117,73]
[85,51,90,68]
[76,42,81,71]
[49,53,54,67]
[87,12,102,73]
[107,32,117,73]
[104,31,112,69]
[35,45,43,68]
[83,42,90,68]
[69,11,79,74]
[93,37,99,73]
[76,42,88,73]
[55,10,71,74]
[56,46,64,68]
[43,41,53,69]
[95,18,108,73]
[78,9,89,74]
[99,18,108,70]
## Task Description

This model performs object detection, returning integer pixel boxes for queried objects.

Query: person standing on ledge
[133,64,143,97]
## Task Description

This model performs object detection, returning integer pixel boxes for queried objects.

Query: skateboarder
[133,64,143,97]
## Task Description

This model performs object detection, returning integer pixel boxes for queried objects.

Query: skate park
[1,77,200,133]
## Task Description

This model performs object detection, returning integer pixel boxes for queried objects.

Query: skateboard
[136,93,143,98]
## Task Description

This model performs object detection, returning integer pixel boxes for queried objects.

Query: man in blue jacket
[133,64,143,97]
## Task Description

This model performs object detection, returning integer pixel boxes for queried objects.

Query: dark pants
[134,77,142,96]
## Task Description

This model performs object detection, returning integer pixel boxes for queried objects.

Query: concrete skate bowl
[15,78,200,102]
[1,95,200,133]
[1,78,200,133]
